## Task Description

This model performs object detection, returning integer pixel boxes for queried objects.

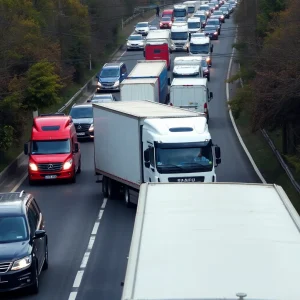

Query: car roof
[137,22,149,25]
[0,191,30,216]
[103,62,124,68]
[72,103,92,108]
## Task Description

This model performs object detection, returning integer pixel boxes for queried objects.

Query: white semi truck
[93,101,221,206]
[122,182,300,300]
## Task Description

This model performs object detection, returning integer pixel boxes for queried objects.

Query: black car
[203,25,219,40]
[69,103,94,139]
[0,191,48,294]
[206,18,221,34]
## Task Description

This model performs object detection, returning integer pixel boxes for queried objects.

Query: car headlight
[89,124,94,132]
[29,162,38,171]
[63,159,73,170]
[113,80,120,87]
[127,42,130,46]
[97,81,102,87]
[11,255,32,271]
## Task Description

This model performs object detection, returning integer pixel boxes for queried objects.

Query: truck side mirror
[168,78,171,85]
[144,148,150,162]
[24,143,29,155]
[210,44,214,52]
[215,146,221,165]
[74,142,79,153]
[210,91,213,99]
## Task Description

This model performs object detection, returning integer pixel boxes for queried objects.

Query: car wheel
[77,159,81,174]
[29,264,39,294]
[124,187,133,208]
[102,176,108,197]
[71,170,76,183]
[42,241,49,271]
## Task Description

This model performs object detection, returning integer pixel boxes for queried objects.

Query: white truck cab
[173,56,204,78]
[183,1,197,16]
[173,4,188,19]
[189,36,213,66]
[171,22,190,51]
[170,77,213,120]
[187,16,202,33]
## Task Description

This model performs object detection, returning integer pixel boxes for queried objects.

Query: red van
[162,9,174,22]
[24,113,81,184]
[144,42,171,70]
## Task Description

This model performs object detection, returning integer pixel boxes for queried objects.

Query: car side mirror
[210,91,213,99]
[74,142,79,153]
[33,230,46,239]
[24,143,29,155]
[121,73,125,77]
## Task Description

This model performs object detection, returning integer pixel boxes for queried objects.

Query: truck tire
[107,178,114,199]
[124,187,133,208]
[102,176,108,198]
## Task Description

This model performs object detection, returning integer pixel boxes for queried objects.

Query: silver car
[87,94,117,103]
[134,22,150,36]
[126,34,145,51]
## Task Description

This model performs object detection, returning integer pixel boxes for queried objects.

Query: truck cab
[144,40,171,70]
[171,22,190,51]
[187,17,202,33]
[183,1,197,16]
[173,4,188,19]
[24,114,81,184]
[189,36,213,67]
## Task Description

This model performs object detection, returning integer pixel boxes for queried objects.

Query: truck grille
[75,124,90,132]
[38,163,63,172]
[0,262,11,273]
[101,82,114,87]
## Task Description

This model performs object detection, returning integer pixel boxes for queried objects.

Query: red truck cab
[24,113,81,184]
[144,42,171,70]
[162,9,174,22]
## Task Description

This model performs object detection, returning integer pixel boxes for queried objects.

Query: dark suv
[0,191,48,294]
[69,103,94,139]
[96,62,128,92]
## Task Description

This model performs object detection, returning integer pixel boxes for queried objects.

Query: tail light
[160,22,163,26]
[204,102,208,114]
[169,22,172,25]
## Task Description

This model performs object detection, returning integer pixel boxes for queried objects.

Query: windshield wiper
[157,164,185,170]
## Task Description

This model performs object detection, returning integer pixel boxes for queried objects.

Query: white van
[173,4,188,19]
[146,29,175,51]
[187,17,202,33]
[183,1,197,16]
[171,22,189,51]
[170,78,213,120]
[173,56,204,78]
[189,36,213,66]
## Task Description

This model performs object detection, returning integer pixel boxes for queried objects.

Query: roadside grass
[0,10,156,173]
[234,107,300,213]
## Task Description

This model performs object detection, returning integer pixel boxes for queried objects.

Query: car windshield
[136,23,148,27]
[187,7,195,13]
[128,35,142,40]
[156,145,213,173]
[31,139,71,155]
[188,22,201,29]
[190,43,210,54]
[100,68,119,78]
[201,59,208,67]
[207,20,219,25]
[171,31,188,40]
[199,5,209,10]
[214,11,223,15]
[174,9,186,17]
[205,25,217,30]
[192,33,205,37]
[162,17,171,21]
[70,106,93,118]
[0,216,28,243]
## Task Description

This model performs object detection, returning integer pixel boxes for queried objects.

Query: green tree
[24,61,63,111]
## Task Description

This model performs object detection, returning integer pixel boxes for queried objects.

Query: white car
[134,22,150,36]
[87,94,117,103]
[126,34,145,51]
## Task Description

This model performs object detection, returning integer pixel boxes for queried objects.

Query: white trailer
[170,77,213,120]
[122,182,300,300]
[93,101,221,206]
[120,78,159,103]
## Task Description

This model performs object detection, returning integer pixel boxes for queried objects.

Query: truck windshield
[190,43,209,54]
[171,31,188,40]
[187,6,195,13]
[156,145,213,173]
[31,139,71,155]
[188,22,201,29]
[174,9,186,17]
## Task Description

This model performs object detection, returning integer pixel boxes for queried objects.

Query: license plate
[77,132,85,136]
[45,175,57,179]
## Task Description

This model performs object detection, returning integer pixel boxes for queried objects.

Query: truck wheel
[102,176,108,197]
[124,187,133,208]
[107,178,114,199]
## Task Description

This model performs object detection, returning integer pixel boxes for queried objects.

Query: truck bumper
[28,169,75,181]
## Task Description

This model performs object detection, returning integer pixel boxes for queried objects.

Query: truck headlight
[63,159,73,170]
[89,124,94,132]
[11,255,32,271]
[113,80,120,87]
[29,162,38,171]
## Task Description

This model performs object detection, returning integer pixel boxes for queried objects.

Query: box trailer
[120,78,159,103]
[93,101,221,206]
[122,182,300,300]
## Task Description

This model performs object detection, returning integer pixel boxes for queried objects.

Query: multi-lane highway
[3,13,260,300]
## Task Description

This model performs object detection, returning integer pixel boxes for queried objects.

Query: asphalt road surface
[3,13,260,300]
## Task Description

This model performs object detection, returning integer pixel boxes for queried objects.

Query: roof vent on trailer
[236,292,247,300]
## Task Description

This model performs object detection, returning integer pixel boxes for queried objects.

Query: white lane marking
[10,172,28,192]
[68,197,108,300]
[73,270,84,288]
[68,292,78,300]
[226,27,267,184]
